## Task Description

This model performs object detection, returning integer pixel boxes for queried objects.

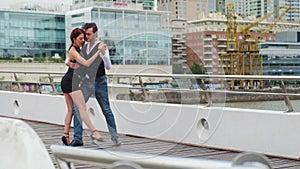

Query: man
[67,23,121,146]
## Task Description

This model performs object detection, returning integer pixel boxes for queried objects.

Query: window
[71,13,84,18]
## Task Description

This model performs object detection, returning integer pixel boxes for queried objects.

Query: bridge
[1,71,300,168]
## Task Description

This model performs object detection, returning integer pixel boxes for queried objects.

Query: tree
[190,62,205,74]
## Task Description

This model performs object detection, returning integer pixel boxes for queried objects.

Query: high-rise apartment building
[208,0,217,13]
[284,0,300,21]
[216,0,226,15]
[157,0,212,20]
[217,0,300,22]
[218,0,266,18]
[170,19,187,73]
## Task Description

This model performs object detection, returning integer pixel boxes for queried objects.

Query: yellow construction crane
[220,0,239,77]
[239,6,288,53]
[238,5,291,88]
[225,1,238,52]
[261,6,291,34]
[220,1,291,89]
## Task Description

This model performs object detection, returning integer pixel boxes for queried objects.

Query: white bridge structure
[0,70,300,168]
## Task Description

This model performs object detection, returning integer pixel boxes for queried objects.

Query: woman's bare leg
[69,90,103,139]
[63,93,73,144]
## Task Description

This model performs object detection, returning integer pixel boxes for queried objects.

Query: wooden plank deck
[25,119,300,169]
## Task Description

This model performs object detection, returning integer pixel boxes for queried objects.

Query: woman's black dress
[61,46,82,93]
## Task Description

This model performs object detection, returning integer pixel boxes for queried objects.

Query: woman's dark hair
[69,28,85,49]
[70,28,85,43]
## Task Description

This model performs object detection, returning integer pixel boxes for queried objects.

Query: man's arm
[100,43,112,70]
[65,56,80,69]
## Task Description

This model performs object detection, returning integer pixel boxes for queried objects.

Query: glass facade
[89,8,172,65]
[260,42,300,75]
[0,10,65,58]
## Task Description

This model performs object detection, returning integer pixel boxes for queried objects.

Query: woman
[60,28,105,145]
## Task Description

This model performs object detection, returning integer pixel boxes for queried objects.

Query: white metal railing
[0,70,63,94]
[50,145,273,169]
[0,70,299,112]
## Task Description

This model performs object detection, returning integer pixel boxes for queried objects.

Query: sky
[1,0,72,8]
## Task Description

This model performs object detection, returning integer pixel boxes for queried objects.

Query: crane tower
[220,0,244,88]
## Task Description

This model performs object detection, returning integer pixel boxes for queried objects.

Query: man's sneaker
[69,140,83,146]
[111,137,121,146]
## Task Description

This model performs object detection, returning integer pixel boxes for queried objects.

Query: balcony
[177,40,186,44]
[203,38,212,41]
[203,58,213,61]
[172,43,182,47]
[218,38,227,41]
[174,48,183,52]
[178,53,187,56]
[218,51,226,54]
[218,44,227,48]
[204,64,213,68]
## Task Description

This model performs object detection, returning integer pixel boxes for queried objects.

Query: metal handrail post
[13,73,22,91]
[138,76,149,102]
[55,157,75,169]
[280,80,294,112]
[201,79,212,107]
[47,73,57,93]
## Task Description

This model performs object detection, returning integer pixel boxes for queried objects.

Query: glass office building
[66,7,172,65]
[260,42,300,75]
[0,10,65,58]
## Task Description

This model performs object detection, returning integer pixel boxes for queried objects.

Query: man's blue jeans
[72,76,119,141]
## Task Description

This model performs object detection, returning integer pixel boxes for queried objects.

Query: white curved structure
[0,116,54,169]
[1,90,300,159]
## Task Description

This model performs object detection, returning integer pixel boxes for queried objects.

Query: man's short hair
[82,22,98,33]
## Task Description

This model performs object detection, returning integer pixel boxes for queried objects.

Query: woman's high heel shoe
[61,133,70,146]
[90,130,105,143]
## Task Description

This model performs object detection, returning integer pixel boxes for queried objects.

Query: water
[224,100,300,112]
